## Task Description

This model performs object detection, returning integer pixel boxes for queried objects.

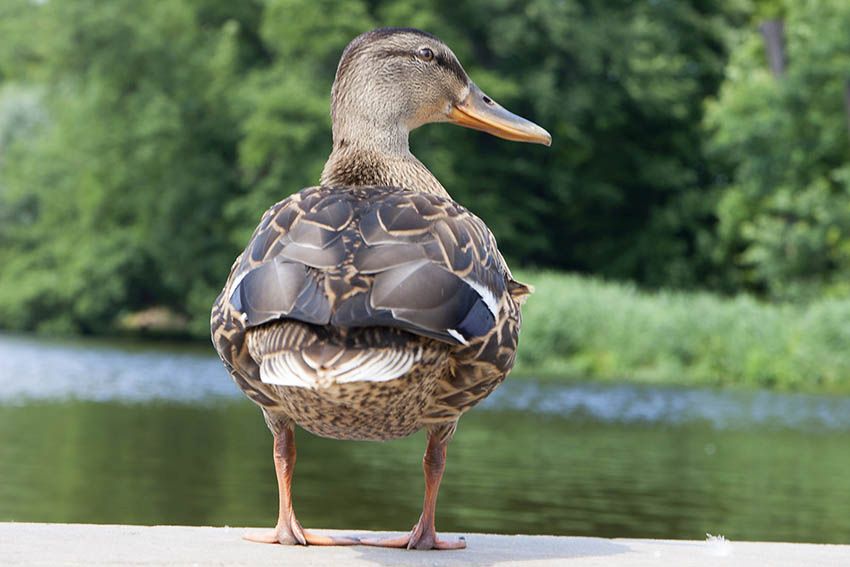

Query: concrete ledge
[1,523,848,566]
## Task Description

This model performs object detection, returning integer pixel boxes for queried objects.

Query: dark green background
[1,0,849,336]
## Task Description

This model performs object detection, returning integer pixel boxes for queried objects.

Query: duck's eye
[417,47,435,62]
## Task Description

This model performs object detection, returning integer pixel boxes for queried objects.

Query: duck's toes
[243,529,286,545]
[301,531,361,546]
[360,524,466,550]
[243,522,359,546]
[409,534,467,551]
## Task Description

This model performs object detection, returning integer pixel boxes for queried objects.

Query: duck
[210,27,550,550]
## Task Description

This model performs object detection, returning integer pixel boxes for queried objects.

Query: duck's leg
[243,425,359,546]
[362,426,466,550]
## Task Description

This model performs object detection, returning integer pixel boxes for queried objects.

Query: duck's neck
[320,118,450,198]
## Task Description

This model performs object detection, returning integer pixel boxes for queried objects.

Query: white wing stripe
[466,280,500,319]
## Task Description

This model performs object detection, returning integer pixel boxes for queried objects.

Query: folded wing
[227,186,510,345]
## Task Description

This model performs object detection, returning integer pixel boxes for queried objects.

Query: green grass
[513,271,850,393]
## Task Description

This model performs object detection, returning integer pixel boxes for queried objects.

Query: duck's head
[330,27,551,152]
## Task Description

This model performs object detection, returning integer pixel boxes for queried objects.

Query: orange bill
[448,83,551,146]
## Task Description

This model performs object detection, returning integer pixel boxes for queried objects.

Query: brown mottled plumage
[211,27,549,550]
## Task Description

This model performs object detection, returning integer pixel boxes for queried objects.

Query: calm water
[1,334,849,543]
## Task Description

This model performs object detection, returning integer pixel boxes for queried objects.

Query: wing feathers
[229,186,510,345]
[232,258,331,327]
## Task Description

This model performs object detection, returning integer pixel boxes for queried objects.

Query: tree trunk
[845,80,850,141]
[760,20,786,78]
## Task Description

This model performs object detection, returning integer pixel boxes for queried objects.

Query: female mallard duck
[211,27,550,550]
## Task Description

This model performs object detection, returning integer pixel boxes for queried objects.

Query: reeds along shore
[513,271,850,393]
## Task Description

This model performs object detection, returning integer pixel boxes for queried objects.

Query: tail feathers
[508,278,534,304]
[259,345,423,388]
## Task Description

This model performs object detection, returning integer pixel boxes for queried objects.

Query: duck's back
[211,185,528,440]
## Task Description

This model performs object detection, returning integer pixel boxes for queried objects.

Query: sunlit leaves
[706,0,850,298]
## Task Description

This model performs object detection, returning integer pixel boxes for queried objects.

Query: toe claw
[433,537,467,550]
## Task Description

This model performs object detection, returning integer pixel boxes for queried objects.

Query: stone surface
[1,523,848,566]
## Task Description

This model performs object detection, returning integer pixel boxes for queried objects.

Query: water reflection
[0,334,849,543]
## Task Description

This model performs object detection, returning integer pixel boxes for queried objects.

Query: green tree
[0,0,257,333]
[228,0,374,246]
[236,0,744,288]
[0,0,749,336]
[706,0,850,299]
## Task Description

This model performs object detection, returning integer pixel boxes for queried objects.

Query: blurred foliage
[0,0,848,338]
[0,0,245,334]
[706,0,850,300]
[515,270,850,392]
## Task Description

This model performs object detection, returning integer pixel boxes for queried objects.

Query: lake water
[1,333,849,543]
